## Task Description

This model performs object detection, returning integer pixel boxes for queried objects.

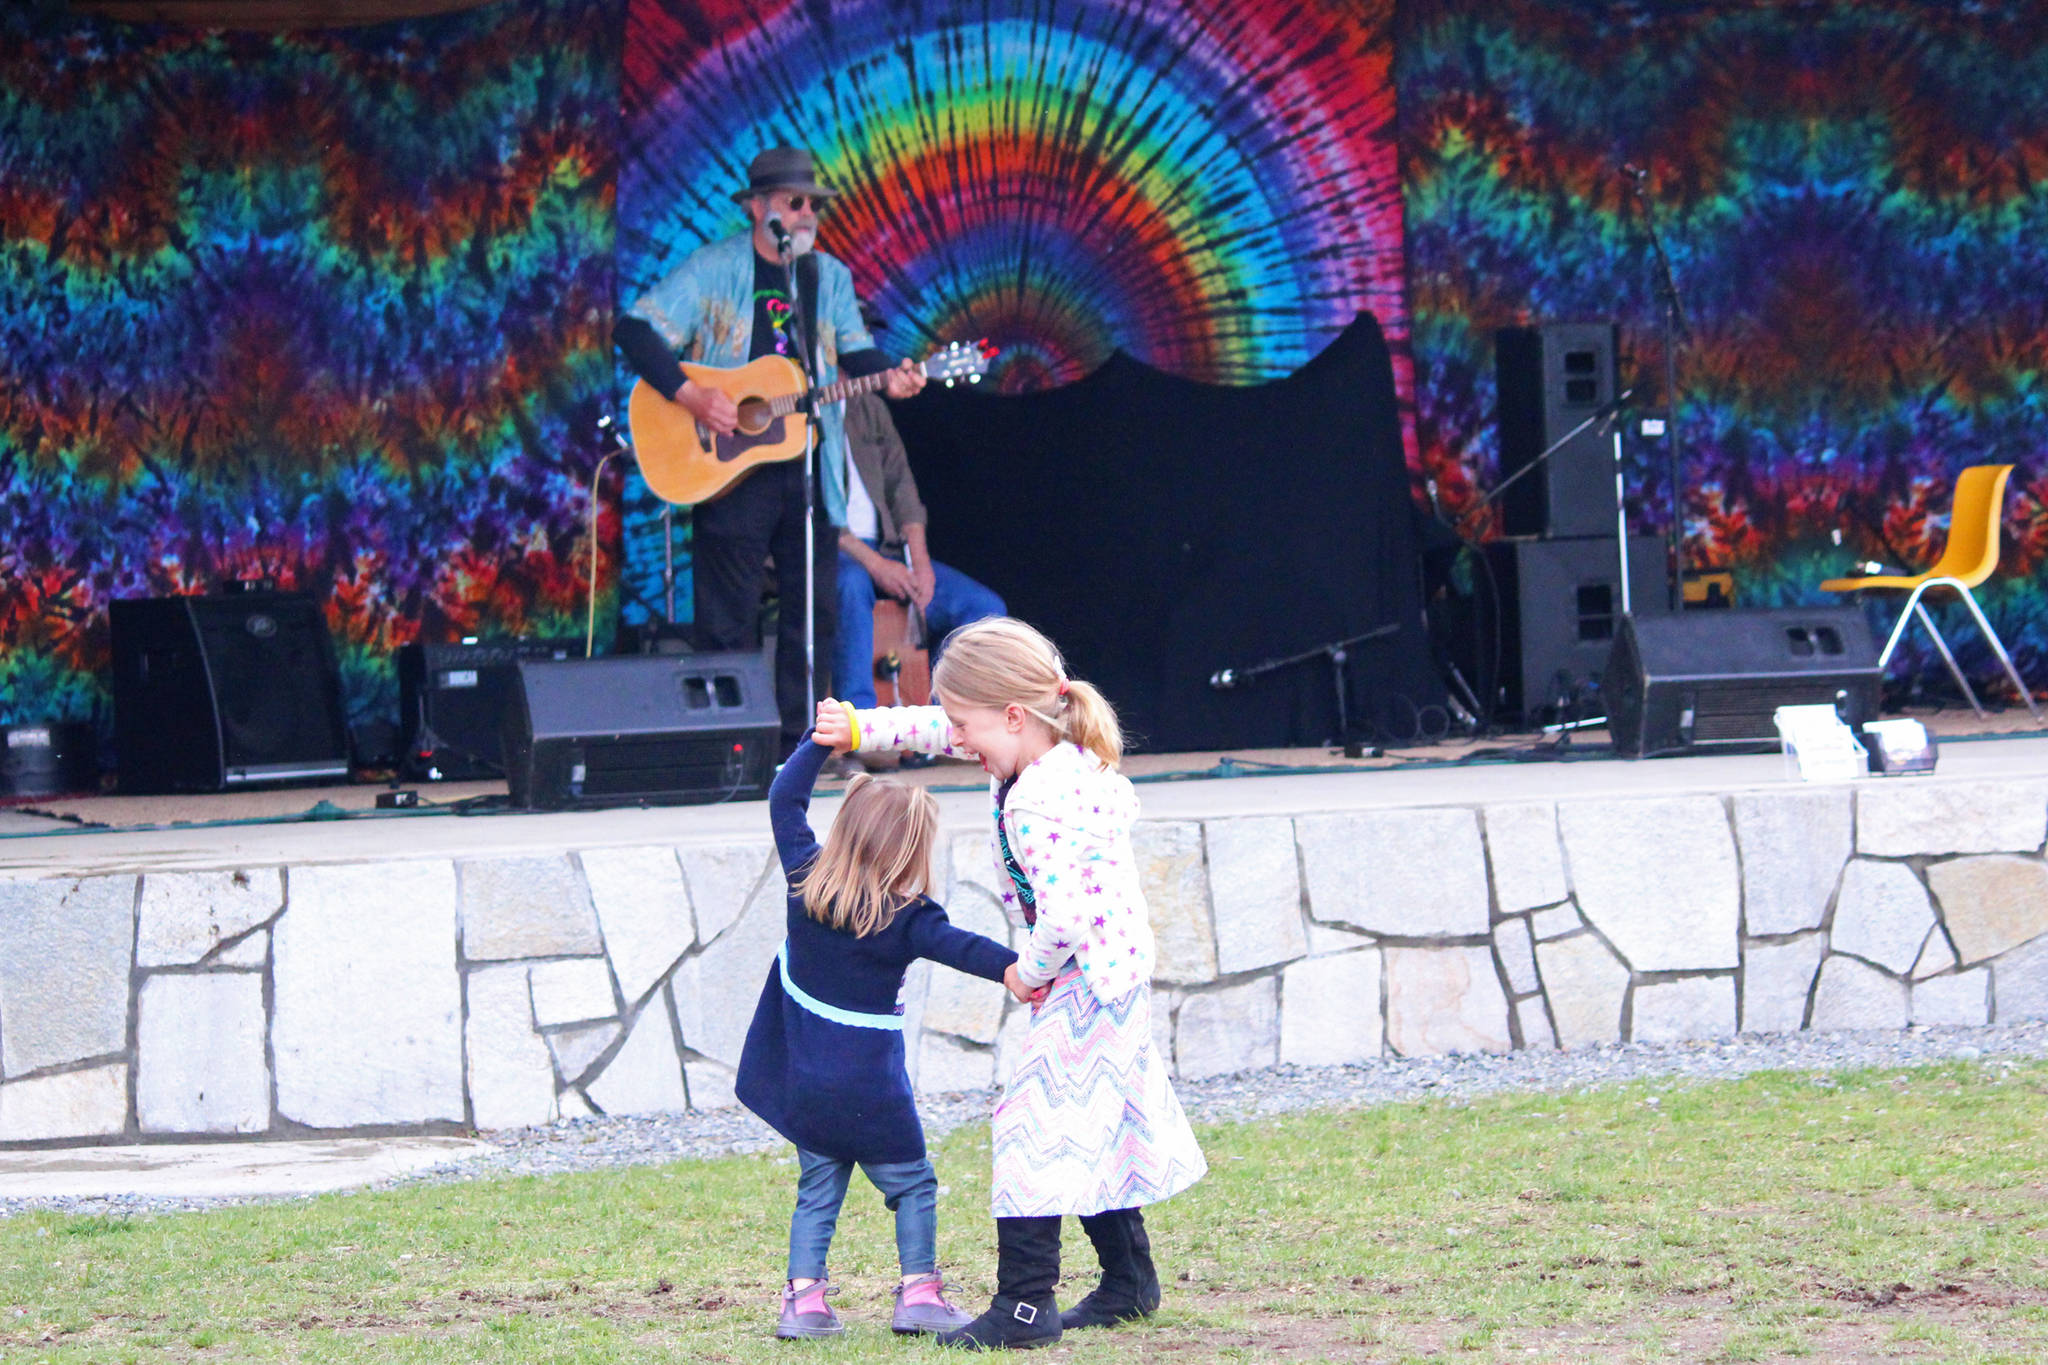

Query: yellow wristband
[841,702,861,752]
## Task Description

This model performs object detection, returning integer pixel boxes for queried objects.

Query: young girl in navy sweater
[736,725,1040,1340]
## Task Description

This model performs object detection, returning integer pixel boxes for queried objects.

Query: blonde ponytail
[1051,676,1121,768]
[932,617,1124,769]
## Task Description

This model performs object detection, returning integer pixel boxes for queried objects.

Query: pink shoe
[775,1278,843,1340]
[893,1272,974,1334]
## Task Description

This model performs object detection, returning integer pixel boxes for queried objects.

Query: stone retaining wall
[2,778,2045,1145]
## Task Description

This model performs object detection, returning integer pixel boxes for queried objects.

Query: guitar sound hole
[736,398,773,435]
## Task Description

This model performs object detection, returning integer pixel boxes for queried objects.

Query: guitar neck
[765,361,930,418]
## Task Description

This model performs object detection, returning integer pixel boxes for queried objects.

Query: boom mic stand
[1209,621,1401,757]
[1455,388,1635,542]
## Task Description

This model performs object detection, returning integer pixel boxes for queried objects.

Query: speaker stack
[110,592,351,793]
[1492,322,1667,722]
[501,651,780,810]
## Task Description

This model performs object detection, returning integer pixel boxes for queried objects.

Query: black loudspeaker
[1497,322,1622,538]
[1,722,99,797]
[398,638,579,780]
[1603,607,1883,758]
[1489,536,1669,723]
[502,652,780,809]
[110,593,351,793]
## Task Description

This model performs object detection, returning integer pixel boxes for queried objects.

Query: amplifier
[111,593,350,793]
[1603,607,1882,758]
[398,638,579,780]
[502,652,780,809]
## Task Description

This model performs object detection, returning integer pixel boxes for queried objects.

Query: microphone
[1208,668,1238,690]
[1426,477,1442,520]
[767,216,793,254]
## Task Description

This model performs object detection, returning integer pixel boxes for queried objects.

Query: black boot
[937,1215,1063,1350]
[1060,1207,1161,1329]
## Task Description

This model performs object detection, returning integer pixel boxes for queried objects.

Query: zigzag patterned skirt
[990,968,1207,1217]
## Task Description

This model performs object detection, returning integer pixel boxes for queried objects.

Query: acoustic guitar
[626,341,994,506]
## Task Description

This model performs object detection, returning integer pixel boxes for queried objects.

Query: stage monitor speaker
[110,592,351,793]
[1603,606,1882,758]
[1497,322,1621,538]
[502,651,780,810]
[1489,535,1669,724]
[399,638,579,780]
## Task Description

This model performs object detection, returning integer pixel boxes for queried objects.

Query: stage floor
[1,707,2042,878]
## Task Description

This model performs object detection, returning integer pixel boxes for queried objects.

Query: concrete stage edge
[1,737,2045,1148]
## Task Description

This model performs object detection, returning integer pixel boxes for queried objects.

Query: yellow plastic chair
[1820,463,2042,721]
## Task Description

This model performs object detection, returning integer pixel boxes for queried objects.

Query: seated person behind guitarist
[613,145,926,754]
[836,388,1006,719]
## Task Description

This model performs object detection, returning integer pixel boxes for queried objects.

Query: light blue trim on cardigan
[778,941,905,1031]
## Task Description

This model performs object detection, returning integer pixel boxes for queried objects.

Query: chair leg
[1912,598,1986,717]
[1953,585,2044,722]
[1877,586,1924,668]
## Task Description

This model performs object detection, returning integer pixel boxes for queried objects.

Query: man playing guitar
[615,146,925,755]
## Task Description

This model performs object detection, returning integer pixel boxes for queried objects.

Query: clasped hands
[1003,963,1050,1006]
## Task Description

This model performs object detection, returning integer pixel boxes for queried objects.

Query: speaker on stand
[1496,323,1623,540]
[110,592,352,793]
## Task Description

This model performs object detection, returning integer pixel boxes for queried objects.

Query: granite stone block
[1559,797,1739,972]
[1384,945,1511,1057]
[1206,817,1308,974]
[272,860,464,1128]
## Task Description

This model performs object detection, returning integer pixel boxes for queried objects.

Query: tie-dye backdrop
[8,0,2048,745]
[613,0,1411,628]
[1399,0,2048,687]
[0,0,620,739]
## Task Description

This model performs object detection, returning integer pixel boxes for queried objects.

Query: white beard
[788,226,818,256]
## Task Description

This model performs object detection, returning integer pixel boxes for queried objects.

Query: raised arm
[849,705,965,758]
[768,734,833,876]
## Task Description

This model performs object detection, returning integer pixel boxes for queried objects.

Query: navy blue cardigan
[734,738,1014,1164]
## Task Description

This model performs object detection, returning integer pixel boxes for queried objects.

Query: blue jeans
[788,1147,939,1280]
[835,542,1006,709]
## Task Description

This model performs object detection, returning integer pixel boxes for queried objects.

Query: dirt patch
[12,1274,2048,1362]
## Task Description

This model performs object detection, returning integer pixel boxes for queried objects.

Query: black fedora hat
[732,146,838,203]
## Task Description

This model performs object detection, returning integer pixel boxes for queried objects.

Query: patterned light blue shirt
[630,230,875,524]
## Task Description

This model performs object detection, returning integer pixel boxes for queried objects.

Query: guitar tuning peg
[944,378,956,388]
[969,373,981,384]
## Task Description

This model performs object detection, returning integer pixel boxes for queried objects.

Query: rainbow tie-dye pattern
[1398,1,2048,679]
[0,1,620,733]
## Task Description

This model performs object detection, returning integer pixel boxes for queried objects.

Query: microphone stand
[1455,389,1635,542]
[1210,621,1400,756]
[774,224,822,730]
[1626,166,1690,611]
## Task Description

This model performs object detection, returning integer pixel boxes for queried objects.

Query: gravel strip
[7,1020,2045,1219]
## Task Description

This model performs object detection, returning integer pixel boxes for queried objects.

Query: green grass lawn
[4,1058,2045,1364]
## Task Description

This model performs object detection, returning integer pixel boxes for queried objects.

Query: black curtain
[891,313,1443,753]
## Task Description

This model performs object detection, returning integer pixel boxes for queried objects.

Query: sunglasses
[769,194,825,212]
